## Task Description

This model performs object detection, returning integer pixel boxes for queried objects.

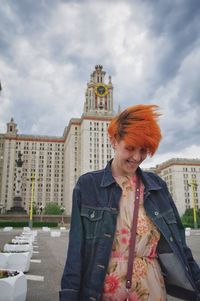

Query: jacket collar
[100,159,116,187]
[138,168,162,192]
[101,159,162,192]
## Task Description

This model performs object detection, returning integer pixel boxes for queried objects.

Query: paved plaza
[0,228,200,301]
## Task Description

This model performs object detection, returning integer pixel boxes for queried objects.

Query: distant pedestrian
[60,104,200,301]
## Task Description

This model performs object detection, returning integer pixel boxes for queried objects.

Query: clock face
[95,84,108,97]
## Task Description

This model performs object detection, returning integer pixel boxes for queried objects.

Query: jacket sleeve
[163,180,200,292]
[59,180,83,301]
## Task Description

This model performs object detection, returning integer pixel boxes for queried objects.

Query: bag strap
[126,175,141,290]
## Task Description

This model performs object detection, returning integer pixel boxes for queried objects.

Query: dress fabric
[101,175,167,301]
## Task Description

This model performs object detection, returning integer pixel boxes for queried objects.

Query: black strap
[126,175,141,290]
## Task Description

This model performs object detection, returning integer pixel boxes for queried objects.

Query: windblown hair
[108,104,162,156]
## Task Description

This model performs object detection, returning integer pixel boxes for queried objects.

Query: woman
[60,104,200,301]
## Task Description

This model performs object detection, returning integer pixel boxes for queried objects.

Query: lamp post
[39,205,44,222]
[60,206,65,225]
[0,203,4,214]
[29,173,35,228]
[0,156,4,214]
[27,173,39,228]
[188,179,198,229]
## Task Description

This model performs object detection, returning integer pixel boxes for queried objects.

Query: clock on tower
[95,83,108,97]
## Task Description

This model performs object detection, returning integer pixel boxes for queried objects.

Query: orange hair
[108,104,162,156]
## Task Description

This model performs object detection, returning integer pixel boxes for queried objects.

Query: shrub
[44,202,62,215]
[0,221,58,228]
[181,208,200,228]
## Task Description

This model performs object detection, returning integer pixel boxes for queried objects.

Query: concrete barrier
[0,271,27,301]
[4,244,33,258]
[3,227,13,232]
[185,227,191,236]
[51,231,61,237]
[0,252,31,273]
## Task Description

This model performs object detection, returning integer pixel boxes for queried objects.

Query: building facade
[1,66,199,217]
[155,158,200,216]
[63,65,114,213]
[0,65,114,215]
[0,117,65,214]
[0,134,5,213]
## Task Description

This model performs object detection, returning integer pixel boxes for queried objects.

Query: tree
[44,202,62,215]
[33,205,37,215]
[181,208,200,228]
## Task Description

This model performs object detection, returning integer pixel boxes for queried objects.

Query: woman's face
[111,139,148,176]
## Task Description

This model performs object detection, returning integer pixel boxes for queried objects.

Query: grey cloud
[145,0,200,81]
[4,0,56,31]
[117,0,200,90]
[144,0,200,36]
[0,0,200,163]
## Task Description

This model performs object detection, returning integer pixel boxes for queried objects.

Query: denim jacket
[60,160,200,301]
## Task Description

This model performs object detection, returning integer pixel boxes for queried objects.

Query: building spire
[6,118,18,135]
[118,104,121,113]
[83,65,114,117]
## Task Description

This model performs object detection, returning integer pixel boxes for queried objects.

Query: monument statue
[8,151,26,214]
[16,151,23,167]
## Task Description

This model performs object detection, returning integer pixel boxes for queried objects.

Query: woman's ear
[109,136,117,149]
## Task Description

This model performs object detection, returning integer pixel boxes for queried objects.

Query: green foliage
[0,221,58,228]
[33,206,37,215]
[181,208,200,228]
[32,221,58,227]
[44,202,62,215]
[27,204,37,215]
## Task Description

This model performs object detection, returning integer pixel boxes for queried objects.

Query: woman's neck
[111,158,136,177]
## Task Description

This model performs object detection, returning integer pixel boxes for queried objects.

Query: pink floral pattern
[101,175,166,301]
[103,273,120,294]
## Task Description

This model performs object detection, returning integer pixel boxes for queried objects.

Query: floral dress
[101,175,166,301]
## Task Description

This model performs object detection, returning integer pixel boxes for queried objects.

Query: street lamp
[60,206,65,225]
[0,203,4,214]
[27,173,39,228]
[188,179,198,229]
[39,205,44,222]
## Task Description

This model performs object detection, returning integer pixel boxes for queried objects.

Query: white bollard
[60,227,67,231]
[3,227,13,232]
[0,271,27,301]
[42,227,50,232]
[185,227,191,236]
[51,231,61,237]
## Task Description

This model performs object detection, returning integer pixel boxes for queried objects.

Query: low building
[155,158,200,216]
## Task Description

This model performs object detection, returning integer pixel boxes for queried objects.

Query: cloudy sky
[0,0,200,168]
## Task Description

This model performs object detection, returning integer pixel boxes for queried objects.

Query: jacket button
[169,236,173,242]
[97,264,105,269]
[90,211,95,219]
[154,211,159,216]
[104,233,111,238]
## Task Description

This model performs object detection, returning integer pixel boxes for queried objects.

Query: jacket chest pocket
[161,209,182,243]
[81,206,104,239]
[162,209,177,224]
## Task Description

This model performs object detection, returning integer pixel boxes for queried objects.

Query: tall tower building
[0,66,115,215]
[63,65,115,214]
[83,65,113,116]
